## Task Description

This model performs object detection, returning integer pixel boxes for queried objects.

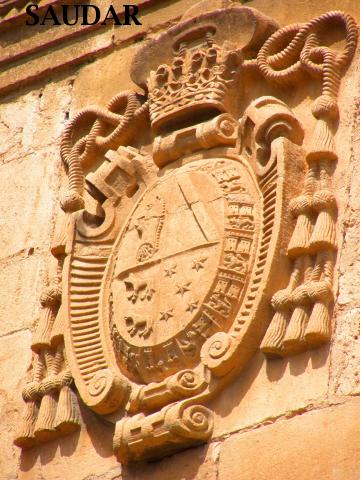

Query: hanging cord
[258,11,357,356]
[60,91,149,213]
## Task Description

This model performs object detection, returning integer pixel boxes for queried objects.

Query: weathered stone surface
[0,147,61,260]
[209,348,329,437]
[218,399,360,480]
[329,308,360,396]
[0,1,184,97]
[18,407,120,480]
[70,45,139,112]
[246,0,360,24]
[113,0,196,45]
[121,443,219,480]
[0,79,72,164]
[0,329,32,480]
[0,255,45,336]
[337,94,360,309]
[0,90,40,165]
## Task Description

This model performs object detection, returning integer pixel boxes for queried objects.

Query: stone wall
[0,1,360,479]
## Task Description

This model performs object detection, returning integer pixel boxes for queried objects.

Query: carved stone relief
[14,0,358,465]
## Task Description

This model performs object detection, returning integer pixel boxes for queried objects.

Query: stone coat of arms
[15,0,358,464]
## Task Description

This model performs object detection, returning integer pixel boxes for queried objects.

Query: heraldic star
[186,300,199,313]
[164,264,177,278]
[159,308,174,322]
[192,257,207,272]
[176,281,191,296]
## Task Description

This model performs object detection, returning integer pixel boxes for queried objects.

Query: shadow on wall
[19,400,115,474]
[18,347,329,475]
[20,402,209,480]
[208,345,329,420]
[121,443,210,480]
[267,344,329,381]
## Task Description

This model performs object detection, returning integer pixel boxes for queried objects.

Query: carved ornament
[15,0,358,464]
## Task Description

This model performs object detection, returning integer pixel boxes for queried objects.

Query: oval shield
[105,157,260,384]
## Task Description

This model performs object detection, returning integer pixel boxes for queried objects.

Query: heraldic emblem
[15,0,358,464]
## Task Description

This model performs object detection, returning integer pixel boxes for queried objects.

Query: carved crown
[147,34,243,131]
[131,2,278,131]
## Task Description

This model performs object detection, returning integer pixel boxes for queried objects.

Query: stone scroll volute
[14,0,358,465]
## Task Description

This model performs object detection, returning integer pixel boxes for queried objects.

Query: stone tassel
[32,282,61,351]
[287,195,313,258]
[261,259,302,357]
[14,353,44,448]
[34,392,58,443]
[50,304,66,348]
[305,300,331,345]
[282,256,313,354]
[287,160,316,258]
[14,401,39,449]
[32,308,56,352]
[307,95,338,252]
[260,310,290,357]
[34,351,61,442]
[50,258,66,348]
[55,382,81,434]
[305,254,334,345]
[55,351,81,434]
[307,117,336,162]
[282,304,309,354]
[309,189,337,252]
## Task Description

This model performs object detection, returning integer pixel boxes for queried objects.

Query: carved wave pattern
[232,159,278,331]
[69,255,108,384]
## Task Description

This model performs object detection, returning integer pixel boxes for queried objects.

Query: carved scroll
[114,401,213,463]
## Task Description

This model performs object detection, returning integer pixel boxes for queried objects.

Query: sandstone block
[329,308,360,396]
[0,255,44,336]
[70,46,139,112]
[243,0,360,24]
[0,90,39,165]
[219,399,360,480]
[0,330,32,480]
[121,442,219,480]
[0,147,61,260]
[19,406,120,480]
[209,348,329,437]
